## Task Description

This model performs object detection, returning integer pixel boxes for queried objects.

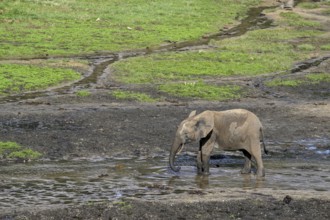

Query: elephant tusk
[177,144,185,154]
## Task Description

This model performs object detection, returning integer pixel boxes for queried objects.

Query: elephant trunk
[169,136,183,172]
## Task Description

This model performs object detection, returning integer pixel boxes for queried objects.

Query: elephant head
[169,110,214,172]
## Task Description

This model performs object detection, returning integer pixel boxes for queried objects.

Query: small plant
[8,149,42,160]
[0,141,21,155]
[76,90,91,97]
[306,73,330,83]
[0,141,42,161]
[159,81,241,101]
[297,44,315,51]
[279,12,321,28]
[298,2,320,9]
[113,200,133,210]
[112,90,158,102]
[266,73,330,87]
[266,78,302,87]
[321,44,330,50]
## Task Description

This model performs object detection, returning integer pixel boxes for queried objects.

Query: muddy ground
[1,61,329,220]
[1,1,330,219]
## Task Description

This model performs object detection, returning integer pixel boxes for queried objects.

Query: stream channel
[0,4,330,214]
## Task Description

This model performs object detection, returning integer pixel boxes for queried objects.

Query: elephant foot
[202,171,210,176]
[256,168,265,177]
[197,169,210,175]
[240,168,251,174]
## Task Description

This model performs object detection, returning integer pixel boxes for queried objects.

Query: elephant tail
[260,127,268,155]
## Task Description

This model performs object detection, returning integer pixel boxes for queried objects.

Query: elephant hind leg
[240,149,252,174]
[250,141,265,177]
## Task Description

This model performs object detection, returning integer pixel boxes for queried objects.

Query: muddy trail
[1,1,330,220]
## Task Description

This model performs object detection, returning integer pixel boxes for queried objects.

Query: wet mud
[1,0,330,219]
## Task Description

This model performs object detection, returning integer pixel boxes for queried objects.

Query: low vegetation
[112,90,158,102]
[0,141,42,161]
[76,90,91,97]
[266,73,330,87]
[0,0,260,98]
[111,2,329,100]
[159,82,241,101]
[0,1,329,101]
[0,63,81,96]
[0,0,260,59]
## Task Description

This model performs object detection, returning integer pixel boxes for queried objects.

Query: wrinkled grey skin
[169,109,268,177]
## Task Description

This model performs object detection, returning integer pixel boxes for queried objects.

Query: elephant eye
[195,120,205,128]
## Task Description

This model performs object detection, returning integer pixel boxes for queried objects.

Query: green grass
[159,81,241,101]
[0,141,21,155]
[111,5,327,101]
[8,149,42,160]
[297,2,320,9]
[0,0,260,59]
[0,64,81,95]
[1,1,328,101]
[297,44,315,51]
[306,73,330,83]
[112,90,158,102]
[0,141,42,160]
[266,73,330,87]
[266,78,302,87]
[279,12,321,28]
[112,27,322,84]
[321,44,330,50]
[76,90,91,97]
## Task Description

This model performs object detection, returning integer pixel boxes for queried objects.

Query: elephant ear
[194,112,214,139]
[188,110,197,118]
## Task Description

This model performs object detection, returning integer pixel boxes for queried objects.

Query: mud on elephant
[169,109,268,177]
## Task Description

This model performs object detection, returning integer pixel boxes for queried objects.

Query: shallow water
[1,138,329,213]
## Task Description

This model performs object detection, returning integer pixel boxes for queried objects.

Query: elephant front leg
[200,143,213,175]
[201,153,211,174]
[241,150,252,174]
[199,133,215,175]
[196,151,203,174]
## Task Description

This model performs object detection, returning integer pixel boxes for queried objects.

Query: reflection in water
[195,175,209,189]
[241,174,265,189]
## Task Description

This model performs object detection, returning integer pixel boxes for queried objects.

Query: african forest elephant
[169,109,268,177]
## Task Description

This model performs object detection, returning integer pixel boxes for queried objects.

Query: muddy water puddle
[1,140,329,213]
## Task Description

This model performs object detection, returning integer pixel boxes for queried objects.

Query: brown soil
[0,1,329,219]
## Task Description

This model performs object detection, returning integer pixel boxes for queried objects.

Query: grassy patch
[266,73,330,87]
[297,2,320,9]
[266,78,302,87]
[110,3,329,101]
[0,64,81,96]
[76,90,91,97]
[0,141,42,161]
[297,44,315,51]
[279,12,321,28]
[306,73,330,83]
[112,90,158,102]
[112,27,322,84]
[8,149,42,160]
[0,141,21,155]
[321,44,330,50]
[159,81,241,101]
[0,0,260,59]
